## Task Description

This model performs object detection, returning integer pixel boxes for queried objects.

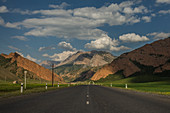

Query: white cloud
[42,51,77,61]
[26,54,41,62]
[11,36,28,41]
[5,1,150,40]
[156,0,170,4]
[159,10,170,14]
[38,46,56,51]
[147,32,170,39]
[119,33,149,42]
[58,41,76,51]
[5,22,20,29]
[0,16,20,29]
[0,6,8,13]
[32,9,73,17]
[8,46,21,51]
[85,34,130,51]
[142,16,151,22]
[1,0,7,3]
[12,9,32,15]
[110,46,130,51]
[0,16,5,25]
[123,5,148,14]
[49,2,70,9]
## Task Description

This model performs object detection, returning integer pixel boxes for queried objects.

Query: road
[0,85,170,113]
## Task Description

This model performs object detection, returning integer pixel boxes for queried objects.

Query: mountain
[0,52,63,82]
[40,60,60,69]
[54,50,116,82]
[56,50,116,67]
[91,37,170,81]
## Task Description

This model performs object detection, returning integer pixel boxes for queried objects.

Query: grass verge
[0,83,73,98]
[95,74,170,95]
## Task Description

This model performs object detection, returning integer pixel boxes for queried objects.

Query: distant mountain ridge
[56,50,116,67]
[0,52,63,82]
[91,37,170,81]
[53,50,116,82]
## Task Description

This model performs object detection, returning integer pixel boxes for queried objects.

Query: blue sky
[0,0,170,64]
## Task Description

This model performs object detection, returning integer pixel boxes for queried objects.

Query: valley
[0,38,170,97]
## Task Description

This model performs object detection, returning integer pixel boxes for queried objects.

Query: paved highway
[0,85,170,113]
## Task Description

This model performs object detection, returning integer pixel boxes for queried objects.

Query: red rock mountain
[1,52,63,82]
[91,38,170,81]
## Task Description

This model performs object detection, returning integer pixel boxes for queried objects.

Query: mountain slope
[54,50,116,82]
[91,37,170,81]
[0,52,63,82]
[56,50,116,67]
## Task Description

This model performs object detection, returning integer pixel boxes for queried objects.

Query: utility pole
[52,63,54,87]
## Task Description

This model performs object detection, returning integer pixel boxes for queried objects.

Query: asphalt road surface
[0,85,170,113]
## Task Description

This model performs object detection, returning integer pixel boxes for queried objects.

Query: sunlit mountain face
[0,0,170,64]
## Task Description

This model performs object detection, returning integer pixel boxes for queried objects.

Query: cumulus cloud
[3,1,149,40]
[0,6,8,13]
[85,34,130,51]
[159,10,170,14]
[142,16,151,22]
[119,33,149,42]
[8,45,21,51]
[147,32,170,39]
[32,9,72,17]
[0,16,20,29]
[11,36,28,41]
[12,9,32,15]
[49,2,70,9]
[26,54,41,62]
[38,46,56,51]
[1,0,7,3]
[0,16,5,25]
[58,41,76,51]
[42,51,77,61]
[156,0,170,4]
[123,5,148,14]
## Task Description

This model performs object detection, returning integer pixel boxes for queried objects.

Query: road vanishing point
[0,85,170,113]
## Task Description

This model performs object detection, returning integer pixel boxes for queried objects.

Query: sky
[0,0,170,64]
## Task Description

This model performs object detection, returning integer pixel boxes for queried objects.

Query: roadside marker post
[68,84,70,87]
[110,83,112,87]
[58,83,59,88]
[125,84,128,89]
[46,83,47,90]
[24,71,27,90]
[21,83,23,93]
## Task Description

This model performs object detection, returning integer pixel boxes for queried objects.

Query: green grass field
[96,74,170,95]
[0,80,73,98]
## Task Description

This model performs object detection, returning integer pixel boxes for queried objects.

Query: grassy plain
[0,80,72,98]
[96,74,170,95]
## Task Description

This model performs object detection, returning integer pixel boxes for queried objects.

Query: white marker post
[125,84,128,89]
[110,83,112,87]
[68,84,70,87]
[45,83,47,90]
[21,83,23,93]
[24,71,27,90]
[58,83,59,88]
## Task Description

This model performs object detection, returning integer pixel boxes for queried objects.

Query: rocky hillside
[54,50,116,82]
[56,50,116,67]
[91,37,170,81]
[0,52,63,82]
